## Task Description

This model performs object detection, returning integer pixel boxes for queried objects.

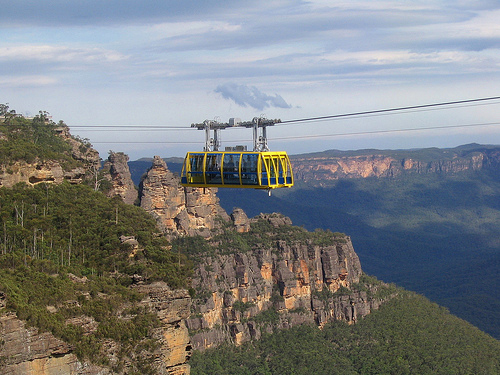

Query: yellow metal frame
[181,151,294,190]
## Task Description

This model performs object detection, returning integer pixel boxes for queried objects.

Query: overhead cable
[280,96,500,125]
[90,121,500,144]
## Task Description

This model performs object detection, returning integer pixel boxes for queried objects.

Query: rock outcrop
[0,284,192,375]
[102,151,138,204]
[0,161,88,187]
[139,156,229,238]
[54,125,100,165]
[230,208,250,233]
[135,283,192,375]
[186,214,387,351]
[0,124,99,188]
[0,311,97,375]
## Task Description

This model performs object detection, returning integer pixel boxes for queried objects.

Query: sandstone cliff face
[0,125,100,188]
[0,288,106,375]
[0,284,192,375]
[0,161,88,188]
[187,214,385,351]
[139,156,229,238]
[102,152,138,204]
[135,283,192,375]
[291,149,489,182]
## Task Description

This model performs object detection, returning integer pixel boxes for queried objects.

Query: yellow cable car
[180,117,294,193]
[181,151,293,190]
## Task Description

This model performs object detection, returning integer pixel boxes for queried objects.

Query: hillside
[214,144,500,339]
[0,183,192,374]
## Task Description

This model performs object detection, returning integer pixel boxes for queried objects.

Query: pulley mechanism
[191,117,281,152]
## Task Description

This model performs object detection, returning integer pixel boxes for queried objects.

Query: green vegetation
[170,217,347,264]
[0,183,190,368]
[0,183,190,286]
[0,267,160,367]
[233,300,255,312]
[0,107,80,168]
[191,291,500,375]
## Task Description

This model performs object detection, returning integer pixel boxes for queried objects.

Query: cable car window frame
[241,153,259,186]
[222,153,241,185]
[205,153,223,185]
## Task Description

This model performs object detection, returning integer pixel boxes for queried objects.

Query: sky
[2,0,500,160]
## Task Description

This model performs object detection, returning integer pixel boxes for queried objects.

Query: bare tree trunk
[68,217,72,267]
[3,221,6,255]
[33,227,37,259]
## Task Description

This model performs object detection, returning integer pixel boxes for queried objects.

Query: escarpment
[186,214,390,351]
[0,112,395,374]
[291,144,499,182]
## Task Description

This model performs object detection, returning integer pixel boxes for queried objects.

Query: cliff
[185,213,389,351]
[0,160,89,187]
[0,284,191,375]
[0,123,100,188]
[139,156,229,238]
[291,144,500,182]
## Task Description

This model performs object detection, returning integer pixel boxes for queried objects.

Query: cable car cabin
[181,151,294,190]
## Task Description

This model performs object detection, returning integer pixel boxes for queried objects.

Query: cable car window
[277,156,284,184]
[206,153,222,184]
[189,153,205,183]
[261,156,273,186]
[241,154,258,185]
[190,154,204,172]
[223,153,240,185]
[268,157,277,185]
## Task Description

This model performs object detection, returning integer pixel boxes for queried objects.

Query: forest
[191,290,500,374]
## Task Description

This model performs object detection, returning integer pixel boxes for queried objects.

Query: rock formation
[102,151,138,204]
[0,309,97,375]
[134,283,192,375]
[54,125,100,165]
[186,214,388,351]
[0,284,192,375]
[230,208,250,233]
[139,156,229,238]
[0,161,88,187]
[0,124,99,188]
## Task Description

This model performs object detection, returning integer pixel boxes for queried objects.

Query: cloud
[0,0,262,26]
[0,45,126,63]
[215,83,292,110]
[0,75,57,87]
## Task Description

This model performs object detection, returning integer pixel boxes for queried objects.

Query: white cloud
[150,21,241,39]
[0,45,127,63]
[0,75,57,87]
